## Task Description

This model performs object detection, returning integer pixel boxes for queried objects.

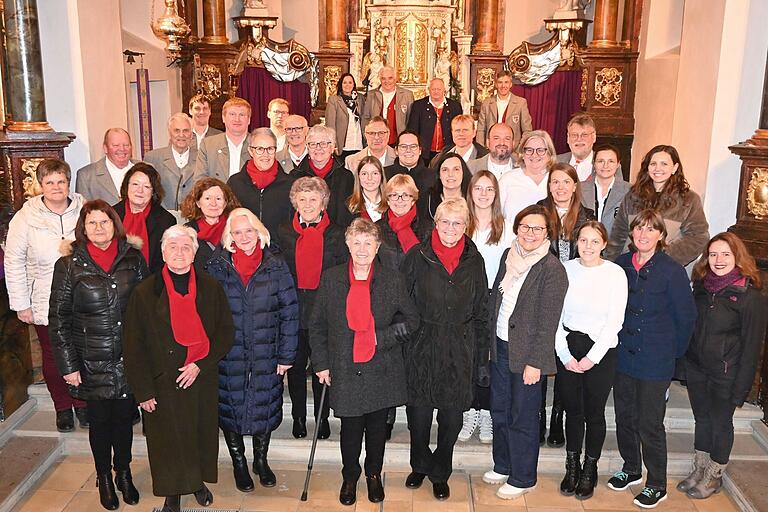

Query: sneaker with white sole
[458,408,479,441]
[482,470,508,485]
[606,470,643,491]
[496,483,535,500]
[633,487,667,508]
[478,410,493,443]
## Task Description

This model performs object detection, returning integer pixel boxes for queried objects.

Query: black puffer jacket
[49,238,149,400]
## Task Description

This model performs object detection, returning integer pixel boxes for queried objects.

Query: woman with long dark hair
[346,156,387,222]
[418,152,472,221]
[325,73,365,159]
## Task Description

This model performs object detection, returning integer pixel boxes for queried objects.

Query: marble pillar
[323,0,349,50]
[592,0,621,48]
[758,50,768,136]
[473,0,500,53]
[3,0,51,131]
[201,0,228,44]
[348,33,367,85]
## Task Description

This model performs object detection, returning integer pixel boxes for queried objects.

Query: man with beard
[468,123,516,181]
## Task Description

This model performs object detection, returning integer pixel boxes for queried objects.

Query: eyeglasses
[365,130,389,139]
[397,144,420,153]
[518,224,546,235]
[387,192,414,202]
[437,219,466,229]
[307,141,333,150]
[567,131,595,141]
[523,147,548,156]
[249,146,276,155]
[285,126,306,133]
[472,186,496,194]
[86,219,113,229]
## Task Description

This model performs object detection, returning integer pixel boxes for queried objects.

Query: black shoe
[432,481,450,500]
[366,474,385,503]
[193,484,213,507]
[385,422,394,441]
[292,417,307,439]
[222,430,254,492]
[74,407,89,429]
[252,434,276,487]
[96,472,119,510]
[560,451,581,496]
[575,456,598,500]
[539,407,546,445]
[114,468,140,505]
[405,471,426,489]
[606,471,643,491]
[56,409,75,433]
[132,407,141,426]
[161,495,180,512]
[339,480,357,506]
[317,418,331,440]
[547,405,565,447]
[633,487,667,508]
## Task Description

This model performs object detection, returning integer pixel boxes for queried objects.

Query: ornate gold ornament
[594,67,622,107]
[395,15,428,85]
[198,64,222,102]
[21,158,45,200]
[475,68,496,104]
[324,65,342,102]
[581,67,589,107]
[746,167,768,219]
[150,0,191,60]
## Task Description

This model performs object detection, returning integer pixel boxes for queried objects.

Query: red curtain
[512,69,582,154]
[236,67,312,131]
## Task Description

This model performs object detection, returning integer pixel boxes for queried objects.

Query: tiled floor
[13,455,742,512]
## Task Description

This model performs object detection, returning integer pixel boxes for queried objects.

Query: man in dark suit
[384,130,436,195]
[362,65,415,146]
[75,128,138,205]
[428,114,489,168]
[188,94,222,149]
[406,78,462,163]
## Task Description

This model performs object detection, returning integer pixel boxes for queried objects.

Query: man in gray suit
[344,116,397,172]
[467,123,516,181]
[75,128,137,205]
[193,97,252,183]
[476,70,532,149]
[556,113,601,182]
[189,94,222,149]
[362,65,414,146]
[143,113,197,213]
[275,114,308,173]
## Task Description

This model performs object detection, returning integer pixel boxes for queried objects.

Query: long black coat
[227,163,296,237]
[123,270,234,497]
[49,238,149,401]
[308,262,420,416]
[294,159,355,227]
[113,200,177,273]
[406,96,463,157]
[400,236,489,410]
[375,211,433,270]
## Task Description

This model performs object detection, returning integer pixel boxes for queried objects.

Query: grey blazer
[142,146,198,211]
[362,86,415,134]
[344,146,397,173]
[325,94,366,154]
[75,157,138,205]
[476,94,533,148]
[428,142,489,169]
[192,132,250,183]
[192,126,222,150]
[579,173,631,236]
[275,146,307,174]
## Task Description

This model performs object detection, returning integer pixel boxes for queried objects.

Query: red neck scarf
[123,202,151,263]
[161,265,210,366]
[292,212,331,289]
[196,215,227,247]
[632,252,648,272]
[346,260,376,363]
[86,240,118,273]
[388,207,419,253]
[309,158,334,179]
[232,244,263,285]
[431,228,465,275]
[246,159,279,190]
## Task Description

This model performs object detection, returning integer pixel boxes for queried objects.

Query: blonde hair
[435,197,470,226]
[221,207,271,252]
[222,97,252,116]
[517,130,557,169]
[384,174,419,203]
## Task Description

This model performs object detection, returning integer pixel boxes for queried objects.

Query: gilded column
[201,0,228,44]
[3,0,51,131]
[591,0,621,48]
[323,0,348,50]
[473,0,500,53]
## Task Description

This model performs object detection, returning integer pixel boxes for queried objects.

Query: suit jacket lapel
[94,159,119,199]
[162,148,182,180]
[217,139,230,177]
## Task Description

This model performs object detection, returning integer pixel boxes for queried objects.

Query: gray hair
[289,177,331,209]
[308,124,336,145]
[434,197,470,226]
[167,112,193,130]
[345,217,381,244]
[221,207,271,253]
[36,158,72,184]
[160,224,199,253]
[250,127,277,146]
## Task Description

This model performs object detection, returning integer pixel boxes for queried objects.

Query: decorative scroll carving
[747,167,768,219]
[324,65,342,102]
[507,35,561,86]
[476,68,496,104]
[581,67,589,107]
[198,63,222,101]
[594,67,622,107]
[21,158,44,200]
[395,16,428,85]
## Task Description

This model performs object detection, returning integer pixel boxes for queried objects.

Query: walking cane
[300,382,328,501]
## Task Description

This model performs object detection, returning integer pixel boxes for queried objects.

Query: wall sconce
[151,0,191,60]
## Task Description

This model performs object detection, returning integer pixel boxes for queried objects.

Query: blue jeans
[490,337,542,488]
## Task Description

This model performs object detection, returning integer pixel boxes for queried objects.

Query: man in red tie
[407,78,462,164]
[362,66,415,146]
[475,71,532,150]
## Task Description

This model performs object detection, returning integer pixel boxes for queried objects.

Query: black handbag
[565,328,595,360]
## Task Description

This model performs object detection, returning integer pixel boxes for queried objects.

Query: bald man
[275,114,309,173]
[406,78,463,161]
[76,128,138,205]
[362,65,415,146]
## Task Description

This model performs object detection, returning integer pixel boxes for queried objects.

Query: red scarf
[196,216,227,247]
[346,261,376,363]
[431,228,465,275]
[385,97,398,145]
[161,265,210,366]
[246,159,279,190]
[632,252,647,272]
[232,244,263,285]
[86,240,118,273]
[123,202,151,263]
[388,207,419,253]
[309,158,334,179]
[431,105,445,152]
[292,212,330,289]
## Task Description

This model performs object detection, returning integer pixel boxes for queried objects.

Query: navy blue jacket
[615,251,696,381]
[206,245,299,435]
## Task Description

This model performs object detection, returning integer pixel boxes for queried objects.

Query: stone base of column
[313,50,352,124]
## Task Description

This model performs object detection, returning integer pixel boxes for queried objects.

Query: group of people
[2,64,765,512]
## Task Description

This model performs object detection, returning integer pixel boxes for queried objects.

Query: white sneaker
[482,470,508,485]
[478,410,493,443]
[458,408,479,441]
[496,483,535,500]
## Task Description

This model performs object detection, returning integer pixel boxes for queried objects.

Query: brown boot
[676,450,709,493]
[687,460,726,499]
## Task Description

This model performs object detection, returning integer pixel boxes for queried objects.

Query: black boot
[339,480,357,505]
[292,417,307,438]
[366,474,385,503]
[56,409,75,433]
[114,468,140,505]
[161,495,180,512]
[74,407,89,428]
[193,484,213,507]
[318,418,331,440]
[223,430,254,492]
[539,406,546,445]
[547,404,565,448]
[96,472,119,510]
[575,455,598,500]
[560,452,581,496]
[253,433,277,487]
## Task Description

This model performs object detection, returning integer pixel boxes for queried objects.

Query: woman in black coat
[277,176,348,440]
[376,173,432,270]
[113,163,176,273]
[678,233,767,499]
[49,200,149,510]
[400,197,488,501]
[310,218,420,506]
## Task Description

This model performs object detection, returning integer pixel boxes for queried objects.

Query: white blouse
[472,220,515,288]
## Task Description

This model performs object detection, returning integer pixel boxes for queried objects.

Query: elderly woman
[310,218,419,506]
[49,200,149,510]
[482,204,568,501]
[346,156,387,222]
[325,73,365,158]
[180,177,241,271]
[277,177,348,440]
[123,225,234,512]
[376,174,431,270]
[498,130,557,222]
[579,143,630,236]
[206,208,298,492]
[419,153,472,221]
[4,158,88,431]
[401,198,488,500]
[607,209,696,509]
[114,163,177,272]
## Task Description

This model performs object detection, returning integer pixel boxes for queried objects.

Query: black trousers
[557,348,617,458]
[471,383,491,410]
[287,329,330,420]
[686,360,738,464]
[406,405,462,483]
[614,372,669,489]
[87,397,136,474]
[339,408,389,481]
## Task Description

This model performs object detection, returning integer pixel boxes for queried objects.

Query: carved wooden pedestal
[468,54,506,115]
[313,51,351,124]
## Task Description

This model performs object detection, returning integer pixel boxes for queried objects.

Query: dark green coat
[123,270,234,497]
